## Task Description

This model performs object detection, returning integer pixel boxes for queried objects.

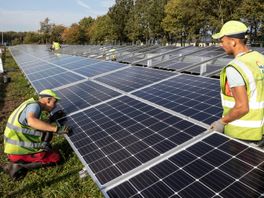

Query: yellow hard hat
[39,89,60,100]
[212,20,248,39]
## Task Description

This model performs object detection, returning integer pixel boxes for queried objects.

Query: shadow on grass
[7,168,80,197]
[53,138,75,164]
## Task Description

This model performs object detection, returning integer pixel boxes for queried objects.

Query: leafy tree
[79,17,95,44]
[146,0,168,42]
[62,24,81,44]
[234,0,264,42]
[39,17,54,43]
[88,15,117,44]
[108,0,134,43]
[50,25,65,43]
[23,32,41,44]
[162,0,243,45]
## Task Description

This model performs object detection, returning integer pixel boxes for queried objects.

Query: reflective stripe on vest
[6,122,43,136]
[4,136,46,148]
[220,51,264,140]
[229,118,264,128]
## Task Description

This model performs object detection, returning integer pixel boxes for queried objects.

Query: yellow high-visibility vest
[4,98,47,154]
[52,42,61,50]
[220,51,264,140]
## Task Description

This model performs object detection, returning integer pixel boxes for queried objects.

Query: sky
[0,0,115,32]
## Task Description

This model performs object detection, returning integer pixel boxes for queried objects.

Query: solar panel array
[9,45,264,198]
[107,133,264,198]
[132,75,222,124]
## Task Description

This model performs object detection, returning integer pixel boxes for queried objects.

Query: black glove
[49,110,66,122]
[56,125,71,135]
[43,142,53,152]
[41,132,53,142]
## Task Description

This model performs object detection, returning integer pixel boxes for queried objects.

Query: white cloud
[76,0,91,9]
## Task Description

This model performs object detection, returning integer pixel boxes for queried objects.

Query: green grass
[0,48,103,198]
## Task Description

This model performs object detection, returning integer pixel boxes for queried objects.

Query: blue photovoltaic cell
[27,67,68,82]
[31,72,85,92]
[63,58,101,69]
[96,67,175,92]
[55,81,121,114]
[73,62,126,77]
[156,61,192,70]
[61,96,206,185]
[133,74,222,124]
[23,63,54,75]
[49,55,82,66]
[107,133,264,198]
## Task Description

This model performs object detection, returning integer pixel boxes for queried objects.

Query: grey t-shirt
[226,66,245,88]
[18,103,41,126]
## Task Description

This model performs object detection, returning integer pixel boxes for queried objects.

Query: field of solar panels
[1,44,264,197]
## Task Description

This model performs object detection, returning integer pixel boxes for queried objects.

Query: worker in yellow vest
[51,41,61,51]
[109,48,116,61]
[209,21,264,143]
[2,89,70,180]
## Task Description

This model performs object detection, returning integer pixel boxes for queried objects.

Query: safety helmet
[39,89,60,100]
[212,20,248,39]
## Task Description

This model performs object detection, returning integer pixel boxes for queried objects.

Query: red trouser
[8,151,61,164]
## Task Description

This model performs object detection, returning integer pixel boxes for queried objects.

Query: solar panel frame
[106,132,264,198]
[132,74,222,125]
[59,95,207,187]
[54,80,122,114]
[96,67,176,92]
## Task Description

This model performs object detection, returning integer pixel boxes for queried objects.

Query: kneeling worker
[2,89,70,180]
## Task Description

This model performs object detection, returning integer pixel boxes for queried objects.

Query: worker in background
[51,41,61,51]
[2,89,70,180]
[108,48,116,61]
[209,20,264,143]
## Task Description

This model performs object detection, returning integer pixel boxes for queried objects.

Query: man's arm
[221,85,249,124]
[27,112,57,132]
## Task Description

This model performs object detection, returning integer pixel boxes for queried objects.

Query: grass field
[0,48,103,198]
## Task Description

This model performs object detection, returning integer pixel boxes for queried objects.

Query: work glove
[56,125,71,135]
[43,142,53,152]
[41,132,53,142]
[208,119,226,133]
[49,110,66,122]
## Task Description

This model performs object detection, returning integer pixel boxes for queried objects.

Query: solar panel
[106,133,264,198]
[73,61,127,77]
[96,67,175,92]
[63,58,101,69]
[31,71,85,92]
[27,67,68,82]
[60,96,206,185]
[10,45,264,198]
[133,74,222,124]
[22,62,54,74]
[49,55,83,65]
[55,81,121,114]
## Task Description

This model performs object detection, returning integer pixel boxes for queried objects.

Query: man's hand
[208,119,226,133]
[56,125,71,135]
[49,110,66,122]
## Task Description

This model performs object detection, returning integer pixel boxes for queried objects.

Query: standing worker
[209,20,264,143]
[51,41,61,51]
[2,89,70,180]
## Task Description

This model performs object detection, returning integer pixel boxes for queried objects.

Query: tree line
[3,0,264,46]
